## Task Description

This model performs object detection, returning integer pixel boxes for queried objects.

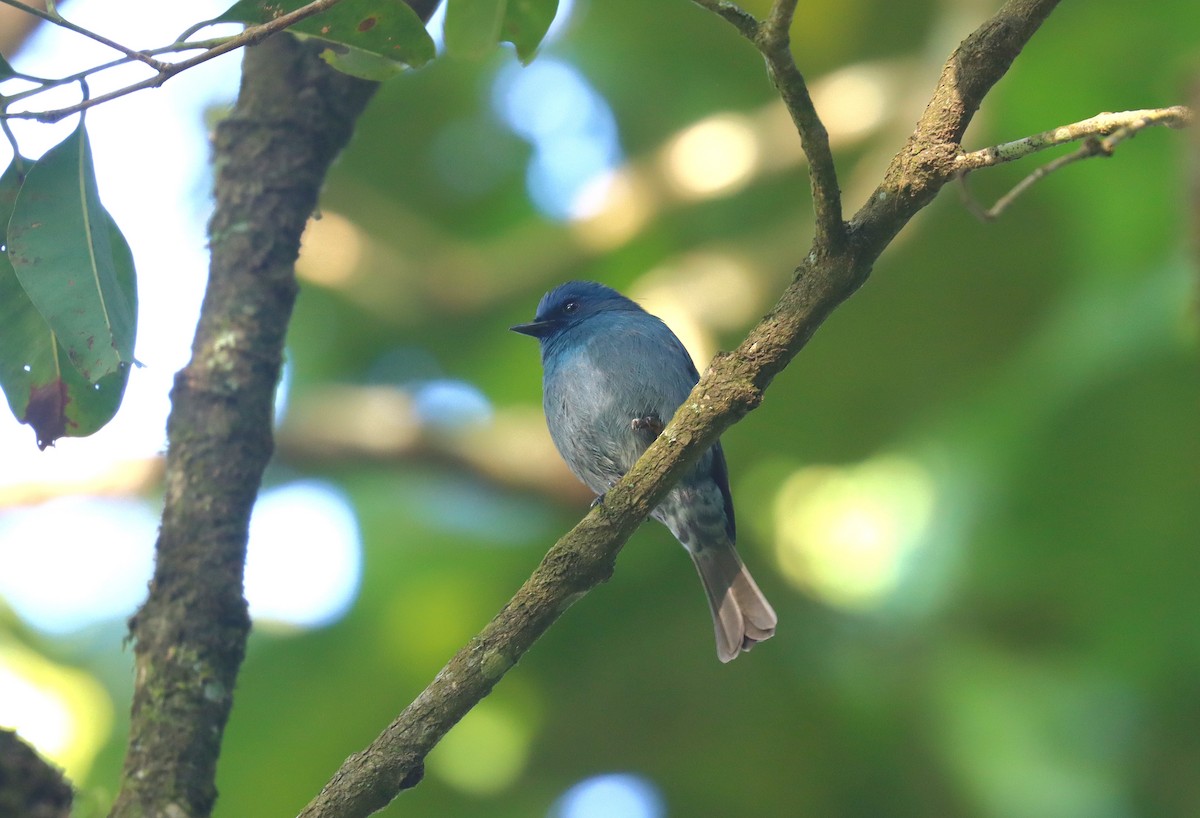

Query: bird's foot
[631,413,665,440]
[590,493,606,508]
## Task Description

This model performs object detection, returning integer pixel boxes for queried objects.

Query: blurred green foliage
[12,0,1200,815]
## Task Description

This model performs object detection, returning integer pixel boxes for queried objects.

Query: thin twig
[1,0,349,123]
[957,106,1193,220]
[0,0,167,71]
[957,106,1193,171]
[755,0,844,249]
[3,55,133,105]
[1,38,241,109]
[690,0,845,249]
[0,115,24,170]
[688,0,760,40]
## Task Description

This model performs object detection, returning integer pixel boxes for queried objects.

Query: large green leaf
[500,0,557,63]
[0,157,135,449]
[7,121,137,384]
[444,0,558,63]
[444,0,506,60]
[215,0,435,80]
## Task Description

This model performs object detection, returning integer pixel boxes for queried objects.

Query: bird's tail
[690,543,777,663]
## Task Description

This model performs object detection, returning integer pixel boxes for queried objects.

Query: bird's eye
[563,300,579,313]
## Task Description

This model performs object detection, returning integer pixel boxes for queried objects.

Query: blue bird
[512,281,776,662]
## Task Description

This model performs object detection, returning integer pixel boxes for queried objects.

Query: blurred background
[1,0,1198,816]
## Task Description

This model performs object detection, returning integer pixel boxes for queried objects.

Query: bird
[511,280,776,662]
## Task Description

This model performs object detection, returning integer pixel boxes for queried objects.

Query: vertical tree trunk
[109,34,376,818]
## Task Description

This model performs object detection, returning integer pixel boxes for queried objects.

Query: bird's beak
[510,320,554,338]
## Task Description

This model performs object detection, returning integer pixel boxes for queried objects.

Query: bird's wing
[599,314,738,543]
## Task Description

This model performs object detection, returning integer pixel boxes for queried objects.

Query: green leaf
[0,158,134,449]
[309,40,409,82]
[444,0,507,60]
[7,121,137,384]
[500,0,557,63]
[215,0,436,79]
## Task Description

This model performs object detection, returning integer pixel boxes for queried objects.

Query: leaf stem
[0,115,25,172]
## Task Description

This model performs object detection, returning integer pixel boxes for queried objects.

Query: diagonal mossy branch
[295,1,1184,817]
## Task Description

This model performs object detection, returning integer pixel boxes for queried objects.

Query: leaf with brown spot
[24,379,69,450]
[0,157,135,449]
[215,0,434,80]
[8,121,137,382]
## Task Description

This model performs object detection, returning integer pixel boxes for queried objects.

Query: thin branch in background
[0,0,349,123]
[0,0,167,70]
[957,106,1194,219]
[1,37,231,110]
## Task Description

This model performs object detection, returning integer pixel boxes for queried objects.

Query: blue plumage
[513,281,776,662]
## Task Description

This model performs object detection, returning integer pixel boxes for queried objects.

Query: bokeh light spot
[245,481,362,629]
[427,701,532,795]
[569,166,656,247]
[296,211,366,288]
[661,113,759,199]
[0,642,113,782]
[412,378,493,432]
[810,62,892,142]
[772,455,935,610]
[0,496,156,633]
[492,58,622,219]
[551,773,666,818]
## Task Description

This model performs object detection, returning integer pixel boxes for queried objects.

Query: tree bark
[108,34,376,818]
[0,729,72,818]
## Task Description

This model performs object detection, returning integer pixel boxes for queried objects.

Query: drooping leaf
[8,121,137,384]
[500,0,557,63]
[0,157,134,449]
[444,0,507,60]
[215,0,435,80]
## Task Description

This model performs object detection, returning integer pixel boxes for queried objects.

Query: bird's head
[510,280,644,343]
